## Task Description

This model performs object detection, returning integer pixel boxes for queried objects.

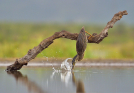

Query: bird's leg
[85,31,93,39]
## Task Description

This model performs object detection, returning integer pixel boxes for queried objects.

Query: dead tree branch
[87,10,128,43]
[6,10,128,71]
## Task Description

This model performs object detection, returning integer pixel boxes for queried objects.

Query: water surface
[1,66,134,93]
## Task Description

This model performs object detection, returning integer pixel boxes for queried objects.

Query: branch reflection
[7,71,48,93]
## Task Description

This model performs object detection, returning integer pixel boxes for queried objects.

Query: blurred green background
[0,22,134,59]
[1,0,134,59]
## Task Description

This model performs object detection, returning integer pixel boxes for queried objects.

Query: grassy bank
[0,22,134,59]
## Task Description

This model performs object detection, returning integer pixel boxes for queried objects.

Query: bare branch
[6,31,79,71]
[87,10,128,43]
[6,10,128,71]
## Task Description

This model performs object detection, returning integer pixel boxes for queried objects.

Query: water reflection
[72,72,85,93]
[7,71,48,93]
[58,70,85,93]
[7,70,86,93]
[3,67,134,93]
[61,71,72,85]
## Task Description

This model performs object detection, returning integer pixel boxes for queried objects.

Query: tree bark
[6,10,128,71]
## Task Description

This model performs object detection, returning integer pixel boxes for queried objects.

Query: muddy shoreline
[1,58,134,67]
[0,58,134,63]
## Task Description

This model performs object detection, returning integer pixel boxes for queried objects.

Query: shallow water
[1,66,134,93]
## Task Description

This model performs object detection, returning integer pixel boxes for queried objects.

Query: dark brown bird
[72,27,93,69]
[72,27,87,69]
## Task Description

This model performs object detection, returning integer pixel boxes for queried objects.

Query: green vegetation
[0,22,134,59]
